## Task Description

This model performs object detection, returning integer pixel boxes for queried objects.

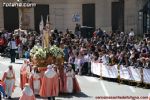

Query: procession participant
[64,64,75,93]
[58,62,66,93]
[20,60,28,90]
[39,65,59,100]
[29,66,42,95]
[2,65,15,99]
[64,64,81,93]
[19,83,36,100]
[53,63,65,93]
[26,60,32,82]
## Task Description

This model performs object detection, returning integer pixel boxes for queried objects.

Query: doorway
[34,4,49,33]
[111,0,124,32]
[3,7,19,32]
[82,4,95,28]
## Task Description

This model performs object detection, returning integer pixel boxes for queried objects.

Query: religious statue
[42,16,50,48]
[43,27,50,48]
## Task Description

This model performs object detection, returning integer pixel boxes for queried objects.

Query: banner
[120,65,132,80]
[129,67,141,82]
[143,68,150,84]
[91,62,150,84]
[91,62,100,76]
[101,64,118,78]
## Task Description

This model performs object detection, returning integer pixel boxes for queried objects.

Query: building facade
[0,0,148,34]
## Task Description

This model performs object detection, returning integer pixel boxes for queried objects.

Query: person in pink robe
[29,66,42,95]
[19,83,36,100]
[20,60,28,90]
[64,65,74,93]
[64,64,81,93]
[39,65,59,100]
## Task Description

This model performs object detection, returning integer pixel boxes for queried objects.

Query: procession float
[30,45,64,73]
[20,15,80,94]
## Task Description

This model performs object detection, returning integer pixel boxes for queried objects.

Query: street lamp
[138,11,143,20]
[138,10,143,34]
[147,0,150,32]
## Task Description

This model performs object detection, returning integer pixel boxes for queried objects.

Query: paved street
[0,56,150,100]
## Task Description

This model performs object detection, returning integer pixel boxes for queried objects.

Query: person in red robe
[20,60,28,90]
[58,63,66,93]
[52,64,62,93]
[29,66,42,95]
[39,65,59,100]
[19,83,36,100]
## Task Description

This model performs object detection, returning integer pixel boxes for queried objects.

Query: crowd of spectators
[1,25,150,75]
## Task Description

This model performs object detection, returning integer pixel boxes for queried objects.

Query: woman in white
[2,65,15,99]
[66,64,75,93]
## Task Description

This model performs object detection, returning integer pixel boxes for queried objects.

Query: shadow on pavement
[35,92,90,99]
[14,62,23,64]
[5,97,20,100]
[58,92,90,98]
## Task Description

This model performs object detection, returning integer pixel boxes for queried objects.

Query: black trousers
[81,62,89,75]
[71,64,75,72]
[0,92,1,100]
[48,97,55,100]
[10,49,16,63]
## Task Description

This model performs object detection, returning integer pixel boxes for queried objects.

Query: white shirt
[129,31,135,37]
[84,54,90,62]
[8,41,17,49]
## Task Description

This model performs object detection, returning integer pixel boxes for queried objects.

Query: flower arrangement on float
[30,45,64,71]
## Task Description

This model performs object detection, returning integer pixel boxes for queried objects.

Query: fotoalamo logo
[3,2,36,8]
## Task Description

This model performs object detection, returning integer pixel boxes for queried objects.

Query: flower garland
[30,45,64,61]
[49,45,64,58]
[34,48,46,60]
[30,46,39,57]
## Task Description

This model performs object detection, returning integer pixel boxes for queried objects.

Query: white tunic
[66,70,74,93]
[32,72,41,94]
